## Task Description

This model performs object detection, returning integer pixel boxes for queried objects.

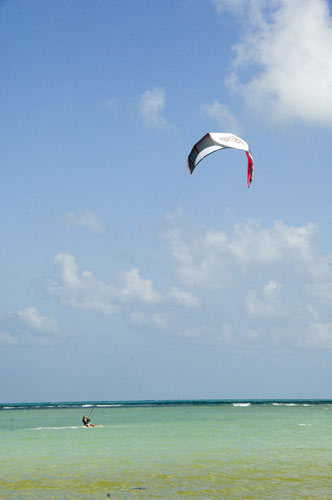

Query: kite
[187,133,254,187]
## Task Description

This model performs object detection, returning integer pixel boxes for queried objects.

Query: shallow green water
[1,402,332,499]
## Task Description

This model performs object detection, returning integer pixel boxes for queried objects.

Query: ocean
[1,400,332,499]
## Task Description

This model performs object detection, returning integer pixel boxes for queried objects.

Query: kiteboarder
[82,415,95,427]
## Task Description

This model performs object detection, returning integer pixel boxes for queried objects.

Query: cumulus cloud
[51,252,119,314]
[246,281,283,317]
[213,0,270,22]
[305,321,332,349]
[167,286,200,307]
[50,252,199,315]
[130,310,167,329]
[162,217,332,348]
[219,0,332,124]
[201,101,242,134]
[122,268,163,304]
[212,0,251,13]
[137,87,169,129]
[17,307,59,334]
[0,331,17,345]
[0,307,60,347]
[46,216,332,349]
[66,210,104,232]
[164,219,318,290]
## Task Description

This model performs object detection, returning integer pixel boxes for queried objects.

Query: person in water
[82,415,95,427]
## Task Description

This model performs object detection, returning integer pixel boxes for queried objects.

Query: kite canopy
[187,132,254,187]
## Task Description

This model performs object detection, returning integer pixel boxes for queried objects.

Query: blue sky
[2,0,332,402]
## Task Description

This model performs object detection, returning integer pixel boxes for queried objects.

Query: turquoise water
[1,401,332,499]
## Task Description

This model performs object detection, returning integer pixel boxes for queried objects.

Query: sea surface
[1,400,332,499]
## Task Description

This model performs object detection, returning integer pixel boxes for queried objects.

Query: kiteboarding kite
[187,133,254,187]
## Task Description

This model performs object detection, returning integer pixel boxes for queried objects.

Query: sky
[1,0,332,403]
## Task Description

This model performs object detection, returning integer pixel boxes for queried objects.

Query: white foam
[272,403,297,406]
[31,424,104,430]
[34,405,56,408]
[32,426,82,430]
[96,404,122,407]
[3,406,25,409]
[232,403,251,407]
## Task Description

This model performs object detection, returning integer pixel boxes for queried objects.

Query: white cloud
[51,253,165,314]
[66,210,104,232]
[161,217,332,348]
[167,286,200,307]
[212,0,253,14]
[137,87,169,129]
[122,268,163,304]
[305,322,332,349]
[17,307,59,334]
[165,219,318,289]
[47,216,332,350]
[0,331,17,345]
[130,310,167,329]
[222,0,332,124]
[213,0,270,23]
[51,252,119,314]
[201,101,243,134]
[0,308,60,346]
[245,281,283,317]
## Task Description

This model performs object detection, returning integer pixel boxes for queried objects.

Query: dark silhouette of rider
[82,415,95,427]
